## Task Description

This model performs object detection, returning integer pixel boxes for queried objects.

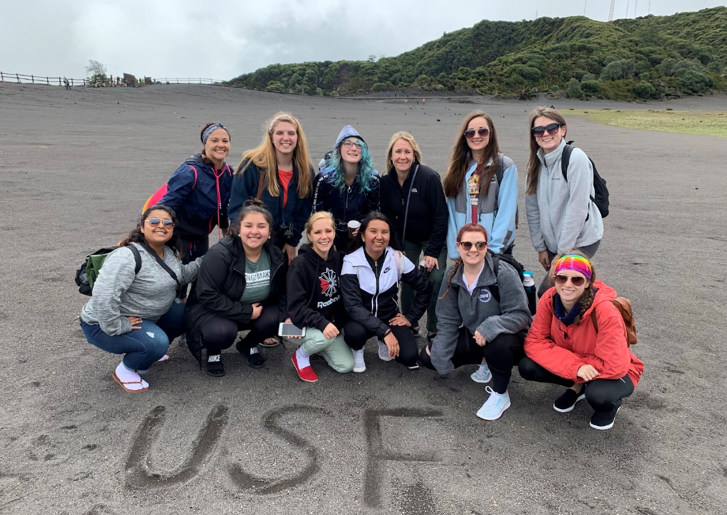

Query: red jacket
[525,281,644,387]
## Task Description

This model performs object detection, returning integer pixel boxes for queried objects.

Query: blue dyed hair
[326,139,376,193]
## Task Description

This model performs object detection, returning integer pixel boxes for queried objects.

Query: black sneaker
[590,402,622,430]
[553,387,586,413]
[206,354,225,377]
[237,342,266,369]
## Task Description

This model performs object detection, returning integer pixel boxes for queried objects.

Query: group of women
[80,107,643,431]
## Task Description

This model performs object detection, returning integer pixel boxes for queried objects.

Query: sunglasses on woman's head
[146,218,175,228]
[458,241,487,251]
[554,274,586,286]
[464,128,490,140]
[531,122,561,137]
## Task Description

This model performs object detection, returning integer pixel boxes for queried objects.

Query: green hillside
[227,7,727,101]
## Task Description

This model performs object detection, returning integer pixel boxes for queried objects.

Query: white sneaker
[470,363,492,383]
[378,339,392,362]
[353,349,366,373]
[476,387,511,421]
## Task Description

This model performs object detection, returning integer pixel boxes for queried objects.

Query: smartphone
[278,323,306,338]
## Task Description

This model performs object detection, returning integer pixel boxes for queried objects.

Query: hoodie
[525,281,644,387]
[160,154,233,241]
[287,245,346,331]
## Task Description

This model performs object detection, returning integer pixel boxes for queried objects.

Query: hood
[582,280,617,317]
[334,125,365,150]
[298,243,338,267]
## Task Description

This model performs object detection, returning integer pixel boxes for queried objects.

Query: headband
[268,114,296,133]
[554,254,592,280]
[201,123,230,144]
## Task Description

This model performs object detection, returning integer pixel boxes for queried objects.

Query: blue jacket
[446,154,518,258]
[228,160,315,248]
[160,154,233,241]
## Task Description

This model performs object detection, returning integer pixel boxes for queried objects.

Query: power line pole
[608,0,615,22]
[634,0,638,17]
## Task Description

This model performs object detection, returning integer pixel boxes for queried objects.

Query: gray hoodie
[430,254,531,375]
[80,243,201,336]
[525,140,603,254]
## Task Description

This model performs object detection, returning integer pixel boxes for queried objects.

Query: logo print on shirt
[319,268,338,298]
[478,289,492,303]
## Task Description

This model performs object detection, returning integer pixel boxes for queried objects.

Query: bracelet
[384,329,392,337]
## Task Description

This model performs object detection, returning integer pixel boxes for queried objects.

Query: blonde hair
[525,107,567,195]
[305,211,336,242]
[236,112,314,197]
[385,131,424,174]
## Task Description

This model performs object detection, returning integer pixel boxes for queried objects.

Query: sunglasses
[146,218,175,228]
[531,122,562,137]
[554,274,586,287]
[458,241,487,251]
[464,128,490,140]
[342,140,363,149]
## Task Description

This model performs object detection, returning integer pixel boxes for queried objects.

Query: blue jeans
[81,301,186,372]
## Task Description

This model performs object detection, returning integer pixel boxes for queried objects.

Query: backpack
[142,165,198,213]
[487,251,526,301]
[75,245,142,296]
[590,297,638,346]
[561,142,609,218]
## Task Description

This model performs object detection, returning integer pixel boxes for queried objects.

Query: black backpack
[487,251,536,315]
[75,245,142,296]
[561,141,609,218]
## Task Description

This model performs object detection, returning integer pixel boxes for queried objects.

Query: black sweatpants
[343,319,419,367]
[200,303,280,355]
[420,328,525,394]
[518,357,634,412]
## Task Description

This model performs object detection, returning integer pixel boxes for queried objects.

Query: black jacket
[380,164,448,258]
[185,236,288,360]
[286,245,346,331]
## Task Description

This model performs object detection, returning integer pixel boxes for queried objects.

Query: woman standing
[443,110,518,257]
[312,125,380,252]
[286,212,355,382]
[421,223,531,421]
[341,212,431,372]
[519,253,644,430]
[184,200,288,377]
[80,205,201,392]
[155,122,234,265]
[228,112,316,266]
[380,132,448,342]
[524,107,603,297]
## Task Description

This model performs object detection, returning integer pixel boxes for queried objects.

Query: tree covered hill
[227,7,727,101]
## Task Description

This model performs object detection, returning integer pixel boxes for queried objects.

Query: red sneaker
[291,353,318,383]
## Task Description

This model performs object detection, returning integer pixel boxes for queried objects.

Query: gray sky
[1,1,724,81]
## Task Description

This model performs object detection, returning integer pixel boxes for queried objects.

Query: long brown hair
[525,107,568,195]
[443,111,500,199]
[236,112,314,198]
[439,223,488,299]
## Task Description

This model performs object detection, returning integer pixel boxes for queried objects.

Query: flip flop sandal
[113,372,149,393]
[260,336,280,347]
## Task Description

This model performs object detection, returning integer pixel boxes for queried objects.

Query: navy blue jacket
[160,154,233,241]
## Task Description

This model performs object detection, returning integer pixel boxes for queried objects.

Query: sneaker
[237,342,266,369]
[590,403,622,431]
[291,353,318,383]
[407,363,420,370]
[553,387,586,413]
[476,387,511,421]
[378,339,392,362]
[353,349,366,373]
[206,354,225,377]
[470,364,492,384]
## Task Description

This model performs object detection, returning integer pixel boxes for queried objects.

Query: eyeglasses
[531,122,561,137]
[146,218,175,228]
[342,140,363,149]
[554,274,586,286]
[458,241,487,251]
[464,128,490,140]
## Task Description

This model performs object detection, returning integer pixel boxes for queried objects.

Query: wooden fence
[0,72,223,87]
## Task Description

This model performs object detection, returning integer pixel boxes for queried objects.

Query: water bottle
[523,270,537,315]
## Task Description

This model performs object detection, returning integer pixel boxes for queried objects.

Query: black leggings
[420,329,525,394]
[200,303,280,355]
[518,357,634,412]
[343,319,419,367]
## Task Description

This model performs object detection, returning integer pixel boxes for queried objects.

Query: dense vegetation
[227,7,727,101]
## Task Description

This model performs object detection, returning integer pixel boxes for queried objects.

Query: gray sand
[0,83,725,514]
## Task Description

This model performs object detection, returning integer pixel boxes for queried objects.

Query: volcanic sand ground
[0,83,726,514]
